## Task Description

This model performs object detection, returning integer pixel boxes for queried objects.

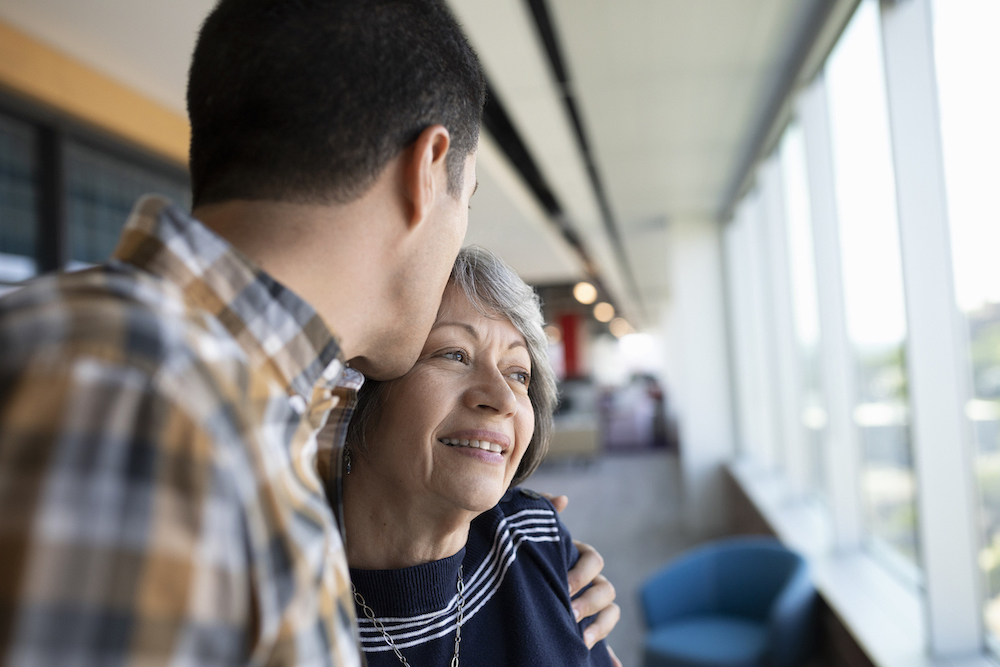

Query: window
[931,0,1000,644]
[778,121,826,494]
[66,140,190,267]
[0,94,189,280]
[0,113,37,283]
[825,0,920,575]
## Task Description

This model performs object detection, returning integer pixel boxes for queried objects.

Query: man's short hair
[188,0,486,207]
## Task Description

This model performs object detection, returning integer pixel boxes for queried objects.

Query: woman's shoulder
[468,487,567,552]
[498,486,559,514]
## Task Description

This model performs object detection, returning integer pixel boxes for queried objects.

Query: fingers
[567,540,604,597]
[571,573,616,623]
[539,491,569,513]
[583,598,621,649]
[607,645,623,667]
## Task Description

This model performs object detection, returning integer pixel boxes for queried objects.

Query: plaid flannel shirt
[0,196,363,666]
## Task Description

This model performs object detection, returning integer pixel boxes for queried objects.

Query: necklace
[352,564,465,667]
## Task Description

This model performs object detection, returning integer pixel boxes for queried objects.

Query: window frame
[0,88,189,283]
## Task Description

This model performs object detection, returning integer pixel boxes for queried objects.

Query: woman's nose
[466,365,518,416]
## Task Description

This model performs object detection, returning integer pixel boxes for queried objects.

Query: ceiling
[0,0,818,325]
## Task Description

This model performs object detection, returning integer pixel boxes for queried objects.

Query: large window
[778,121,826,494]
[66,140,190,267]
[0,98,188,282]
[824,0,920,575]
[0,113,37,283]
[931,0,1000,645]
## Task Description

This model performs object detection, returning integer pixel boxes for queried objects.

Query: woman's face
[363,283,535,514]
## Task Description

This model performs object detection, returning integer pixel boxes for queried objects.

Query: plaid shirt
[0,196,363,666]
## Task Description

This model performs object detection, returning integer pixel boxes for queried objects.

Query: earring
[344,444,352,475]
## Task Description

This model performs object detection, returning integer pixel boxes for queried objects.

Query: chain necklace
[352,564,465,667]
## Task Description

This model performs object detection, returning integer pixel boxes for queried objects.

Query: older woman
[339,246,615,666]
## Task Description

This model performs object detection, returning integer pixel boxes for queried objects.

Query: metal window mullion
[878,0,981,655]
[36,125,66,272]
[760,156,810,493]
[725,209,767,459]
[799,75,864,550]
[743,190,782,468]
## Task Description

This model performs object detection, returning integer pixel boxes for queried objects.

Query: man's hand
[569,541,620,649]
[540,492,622,653]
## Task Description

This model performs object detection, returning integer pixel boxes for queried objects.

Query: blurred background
[0,0,996,664]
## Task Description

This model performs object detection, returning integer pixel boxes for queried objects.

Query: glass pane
[825,0,920,574]
[0,114,37,282]
[779,121,826,494]
[66,141,189,266]
[931,0,1000,642]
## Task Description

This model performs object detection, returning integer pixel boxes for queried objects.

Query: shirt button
[289,394,308,415]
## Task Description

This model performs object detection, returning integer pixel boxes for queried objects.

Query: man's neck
[191,188,401,364]
[342,459,474,570]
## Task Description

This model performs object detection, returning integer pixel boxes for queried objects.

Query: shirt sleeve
[0,351,253,665]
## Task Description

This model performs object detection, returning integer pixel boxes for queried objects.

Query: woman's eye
[508,370,530,386]
[442,350,468,363]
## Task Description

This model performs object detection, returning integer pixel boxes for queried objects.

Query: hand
[540,491,568,513]
[607,645,623,667]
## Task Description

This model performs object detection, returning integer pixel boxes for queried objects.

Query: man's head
[188,0,485,207]
[187,0,486,379]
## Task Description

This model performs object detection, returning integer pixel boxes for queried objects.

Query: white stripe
[358,513,556,627]
[362,531,562,651]
[357,510,562,650]
[356,522,559,634]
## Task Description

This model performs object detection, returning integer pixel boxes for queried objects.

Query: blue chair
[640,537,817,667]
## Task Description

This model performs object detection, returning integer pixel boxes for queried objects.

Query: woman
[341,246,615,666]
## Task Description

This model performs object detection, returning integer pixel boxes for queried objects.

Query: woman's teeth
[440,438,503,454]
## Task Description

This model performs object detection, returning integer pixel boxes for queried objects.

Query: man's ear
[403,125,452,230]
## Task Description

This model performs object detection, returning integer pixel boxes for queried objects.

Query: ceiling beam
[522,0,647,320]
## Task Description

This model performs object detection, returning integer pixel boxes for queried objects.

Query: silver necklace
[352,564,465,667]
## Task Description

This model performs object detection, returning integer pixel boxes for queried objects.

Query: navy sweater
[350,488,614,666]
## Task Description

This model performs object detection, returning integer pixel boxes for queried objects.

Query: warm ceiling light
[609,317,632,338]
[573,281,598,305]
[593,302,615,323]
[544,325,562,345]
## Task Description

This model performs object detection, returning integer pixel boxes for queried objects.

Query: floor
[526,451,701,667]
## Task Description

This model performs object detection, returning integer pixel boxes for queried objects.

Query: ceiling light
[593,302,615,323]
[573,281,598,305]
[609,317,632,338]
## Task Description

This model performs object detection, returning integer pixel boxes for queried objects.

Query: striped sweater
[349,488,614,666]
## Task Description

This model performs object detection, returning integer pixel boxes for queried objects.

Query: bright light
[543,325,562,345]
[609,317,632,338]
[573,281,598,305]
[593,302,615,322]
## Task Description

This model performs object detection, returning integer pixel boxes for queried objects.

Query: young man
[0,0,619,664]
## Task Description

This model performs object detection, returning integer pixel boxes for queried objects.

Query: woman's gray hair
[347,245,556,487]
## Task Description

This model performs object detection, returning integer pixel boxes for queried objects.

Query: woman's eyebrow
[431,321,478,339]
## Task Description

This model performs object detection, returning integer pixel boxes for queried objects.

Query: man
[0,0,619,664]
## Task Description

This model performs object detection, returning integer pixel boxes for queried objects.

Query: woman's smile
[439,428,511,461]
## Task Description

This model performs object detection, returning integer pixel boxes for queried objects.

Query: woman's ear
[402,125,452,230]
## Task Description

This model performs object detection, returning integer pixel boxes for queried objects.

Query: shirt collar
[113,195,344,398]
